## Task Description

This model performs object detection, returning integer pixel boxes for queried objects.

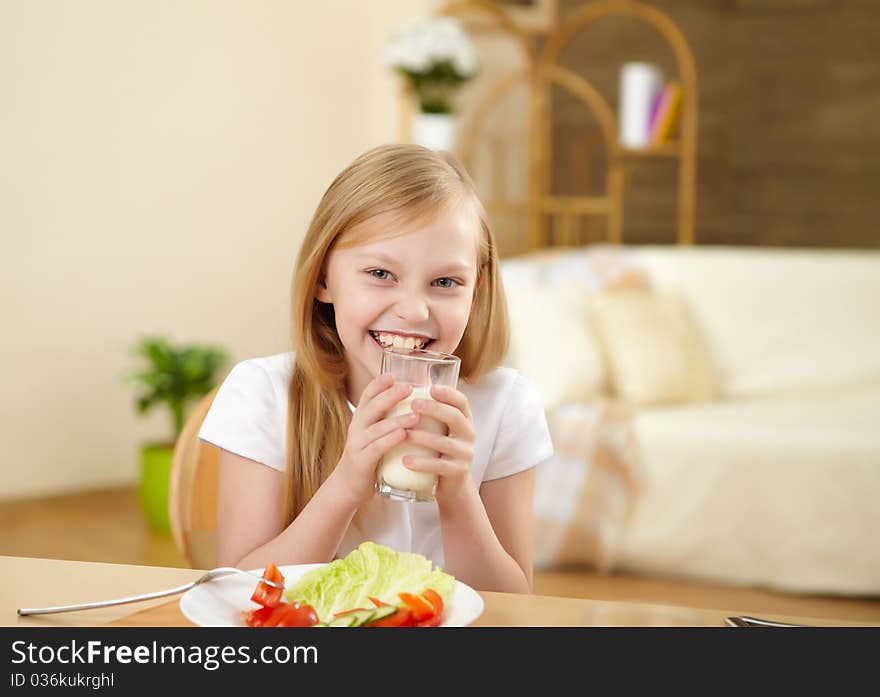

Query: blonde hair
[283,144,509,525]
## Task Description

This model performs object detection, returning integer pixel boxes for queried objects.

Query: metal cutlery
[17,567,283,617]
[725,615,810,628]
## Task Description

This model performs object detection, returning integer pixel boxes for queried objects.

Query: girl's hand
[335,374,420,506]
[403,384,476,503]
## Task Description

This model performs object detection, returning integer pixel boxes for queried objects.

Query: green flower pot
[139,443,174,537]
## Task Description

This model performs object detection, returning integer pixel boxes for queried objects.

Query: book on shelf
[617,62,685,150]
[618,62,664,148]
[648,81,683,145]
[647,87,665,136]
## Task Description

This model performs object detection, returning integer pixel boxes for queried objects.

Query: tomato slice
[422,589,444,616]
[261,600,297,628]
[398,592,435,622]
[367,607,415,627]
[275,603,320,628]
[263,601,318,628]
[243,605,276,627]
[250,563,285,608]
[416,612,443,627]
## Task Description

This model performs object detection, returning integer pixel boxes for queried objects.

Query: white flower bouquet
[384,17,479,114]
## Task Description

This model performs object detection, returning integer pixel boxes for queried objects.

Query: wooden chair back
[169,386,221,570]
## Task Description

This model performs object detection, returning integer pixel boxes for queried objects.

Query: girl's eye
[369,269,392,281]
[433,277,460,289]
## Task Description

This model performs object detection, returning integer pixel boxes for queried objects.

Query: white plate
[179,563,484,627]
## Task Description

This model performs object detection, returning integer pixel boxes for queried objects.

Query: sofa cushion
[504,280,607,409]
[501,244,652,408]
[590,288,717,406]
[618,380,880,595]
[635,246,880,398]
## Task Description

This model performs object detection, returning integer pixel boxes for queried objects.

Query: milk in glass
[377,385,446,500]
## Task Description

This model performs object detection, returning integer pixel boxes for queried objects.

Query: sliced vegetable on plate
[326,589,444,627]
[250,562,285,608]
[242,564,320,628]
[262,601,320,628]
[243,543,455,628]
[283,542,454,620]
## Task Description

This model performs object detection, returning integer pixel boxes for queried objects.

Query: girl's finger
[362,426,408,465]
[429,384,472,420]
[361,411,420,447]
[405,428,472,461]
[402,455,465,479]
[356,380,413,426]
[358,372,395,403]
[411,397,473,440]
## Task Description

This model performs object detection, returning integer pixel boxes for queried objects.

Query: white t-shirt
[199,352,553,568]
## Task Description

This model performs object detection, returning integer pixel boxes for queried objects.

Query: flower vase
[414,112,457,152]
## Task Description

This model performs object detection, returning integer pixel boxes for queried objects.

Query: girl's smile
[316,207,480,406]
[368,330,434,351]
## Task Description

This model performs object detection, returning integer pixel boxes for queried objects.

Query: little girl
[199,144,553,593]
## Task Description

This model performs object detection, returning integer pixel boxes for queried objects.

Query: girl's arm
[216,450,361,569]
[216,375,418,570]
[403,384,536,593]
[437,468,535,594]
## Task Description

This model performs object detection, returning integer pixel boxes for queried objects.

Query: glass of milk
[376,347,461,503]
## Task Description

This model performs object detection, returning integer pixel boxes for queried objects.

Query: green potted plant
[127,336,228,536]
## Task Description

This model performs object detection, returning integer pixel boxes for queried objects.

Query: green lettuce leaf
[284,542,455,620]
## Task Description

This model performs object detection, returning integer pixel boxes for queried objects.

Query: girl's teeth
[374,332,427,349]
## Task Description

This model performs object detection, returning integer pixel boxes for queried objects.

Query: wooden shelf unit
[401,0,698,253]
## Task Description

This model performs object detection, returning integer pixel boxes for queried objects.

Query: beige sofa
[501,244,880,596]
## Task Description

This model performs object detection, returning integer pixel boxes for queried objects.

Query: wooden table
[2,556,868,628]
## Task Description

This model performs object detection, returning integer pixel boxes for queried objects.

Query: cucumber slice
[361,605,398,626]
[341,609,379,627]
[327,604,399,627]
[327,613,362,627]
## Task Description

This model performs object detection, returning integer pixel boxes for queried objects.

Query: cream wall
[0,0,430,499]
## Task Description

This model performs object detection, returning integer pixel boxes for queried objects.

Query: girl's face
[317,206,481,405]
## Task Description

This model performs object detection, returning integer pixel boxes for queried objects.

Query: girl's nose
[393,293,430,322]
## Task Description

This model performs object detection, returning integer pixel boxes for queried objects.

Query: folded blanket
[515,244,647,571]
[533,400,643,571]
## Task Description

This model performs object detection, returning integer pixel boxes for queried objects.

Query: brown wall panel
[552,0,880,248]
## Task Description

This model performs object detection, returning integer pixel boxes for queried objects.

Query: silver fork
[17,567,284,617]
[725,616,810,628]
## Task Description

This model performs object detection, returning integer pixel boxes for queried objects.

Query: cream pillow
[590,289,716,406]
[505,281,607,409]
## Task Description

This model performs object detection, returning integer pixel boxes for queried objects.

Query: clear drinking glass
[376,347,461,503]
